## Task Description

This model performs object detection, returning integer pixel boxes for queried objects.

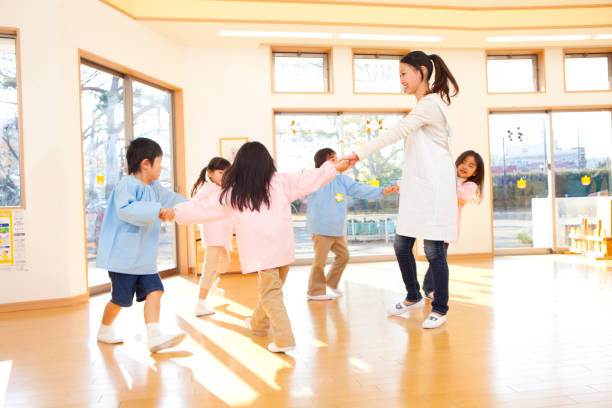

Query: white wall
[2,0,610,304]
[0,0,185,304]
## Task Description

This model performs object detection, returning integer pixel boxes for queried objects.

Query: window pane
[342,114,404,255]
[354,55,402,93]
[80,64,125,287]
[0,37,21,207]
[553,110,612,247]
[487,57,537,93]
[565,55,610,91]
[274,54,328,92]
[133,81,176,271]
[489,112,551,249]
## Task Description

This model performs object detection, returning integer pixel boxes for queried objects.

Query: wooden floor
[2,255,612,408]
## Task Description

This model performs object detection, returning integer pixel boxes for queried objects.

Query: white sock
[146,323,162,339]
[99,323,114,333]
[197,298,207,307]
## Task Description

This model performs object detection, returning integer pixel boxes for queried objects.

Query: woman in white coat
[343,51,459,329]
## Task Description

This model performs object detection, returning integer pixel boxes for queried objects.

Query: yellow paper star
[335,193,344,202]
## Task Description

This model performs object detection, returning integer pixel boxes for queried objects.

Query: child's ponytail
[428,54,459,106]
[191,167,208,197]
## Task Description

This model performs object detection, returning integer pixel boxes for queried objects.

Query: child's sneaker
[307,293,339,301]
[327,285,343,297]
[147,332,186,353]
[267,342,295,353]
[422,313,446,329]
[195,302,215,317]
[97,324,123,344]
[212,277,225,296]
[387,298,425,316]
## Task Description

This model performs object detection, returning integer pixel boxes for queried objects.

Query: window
[275,112,404,259]
[80,61,177,288]
[273,51,330,92]
[564,51,611,91]
[486,52,543,93]
[353,52,404,93]
[0,34,23,207]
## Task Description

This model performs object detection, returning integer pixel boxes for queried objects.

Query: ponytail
[191,167,208,197]
[191,156,231,197]
[400,51,459,105]
[428,54,459,106]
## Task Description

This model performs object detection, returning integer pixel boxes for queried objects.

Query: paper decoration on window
[367,128,371,133]
[370,179,380,187]
[517,177,527,189]
[96,174,105,185]
[581,175,591,186]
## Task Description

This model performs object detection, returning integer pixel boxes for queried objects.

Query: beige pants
[250,265,295,348]
[199,246,229,290]
[307,235,350,296]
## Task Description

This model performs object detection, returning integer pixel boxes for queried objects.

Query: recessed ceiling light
[486,35,591,42]
[338,33,443,42]
[218,30,332,39]
[594,34,612,40]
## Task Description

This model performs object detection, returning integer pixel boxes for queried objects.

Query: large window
[273,51,330,92]
[564,51,611,91]
[353,52,404,93]
[487,52,542,93]
[275,112,404,258]
[0,34,23,207]
[80,61,177,288]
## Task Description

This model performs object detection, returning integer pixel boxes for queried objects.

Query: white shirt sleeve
[354,96,440,160]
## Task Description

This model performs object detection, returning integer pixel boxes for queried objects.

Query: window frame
[0,29,26,209]
[485,50,546,94]
[352,49,409,95]
[271,47,333,94]
[563,48,612,93]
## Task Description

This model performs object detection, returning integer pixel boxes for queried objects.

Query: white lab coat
[355,93,458,242]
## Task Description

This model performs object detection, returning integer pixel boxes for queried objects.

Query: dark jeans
[423,242,449,295]
[393,234,449,315]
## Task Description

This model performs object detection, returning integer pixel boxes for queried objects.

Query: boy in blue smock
[306,148,398,300]
[96,137,188,353]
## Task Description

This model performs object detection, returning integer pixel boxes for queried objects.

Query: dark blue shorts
[108,272,164,307]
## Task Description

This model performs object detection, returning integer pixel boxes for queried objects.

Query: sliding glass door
[80,62,177,288]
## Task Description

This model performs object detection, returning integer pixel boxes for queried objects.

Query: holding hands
[334,159,351,173]
[382,185,400,195]
[159,208,176,222]
[340,153,360,169]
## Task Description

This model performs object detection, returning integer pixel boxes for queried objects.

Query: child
[190,157,232,316]
[173,141,349,353]
[96,137,187,353]
[422,150,485,299]
[342,51,459,329]
[306,148,398,300]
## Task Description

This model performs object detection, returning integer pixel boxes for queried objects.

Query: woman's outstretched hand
[341,153,360,169]
[334,159,351,173]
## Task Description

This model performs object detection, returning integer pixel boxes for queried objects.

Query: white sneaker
[97,326,123,344]
[244,318,267,336]
[267,342,295,353]
[307,293,339,301]
[327,286,343,297]
[147,332,186,353]
[387,298,425,316]
[422,313,446,329]
[212,278,225,296]
[195,302,215,317]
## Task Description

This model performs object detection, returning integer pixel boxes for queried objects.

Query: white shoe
[212,278,226,296]
[267,342,295,353]
[307,293,339,301]
[97,326,123,344]
[147,332,186,353]
[425,291,434,300]
[422,313,447,329]
[245,318,267,336]
[195,302,215,317]
[327,286,343,297]
[387,298,425,316]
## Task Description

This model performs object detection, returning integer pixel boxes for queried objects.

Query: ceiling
[100,0,612,48]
